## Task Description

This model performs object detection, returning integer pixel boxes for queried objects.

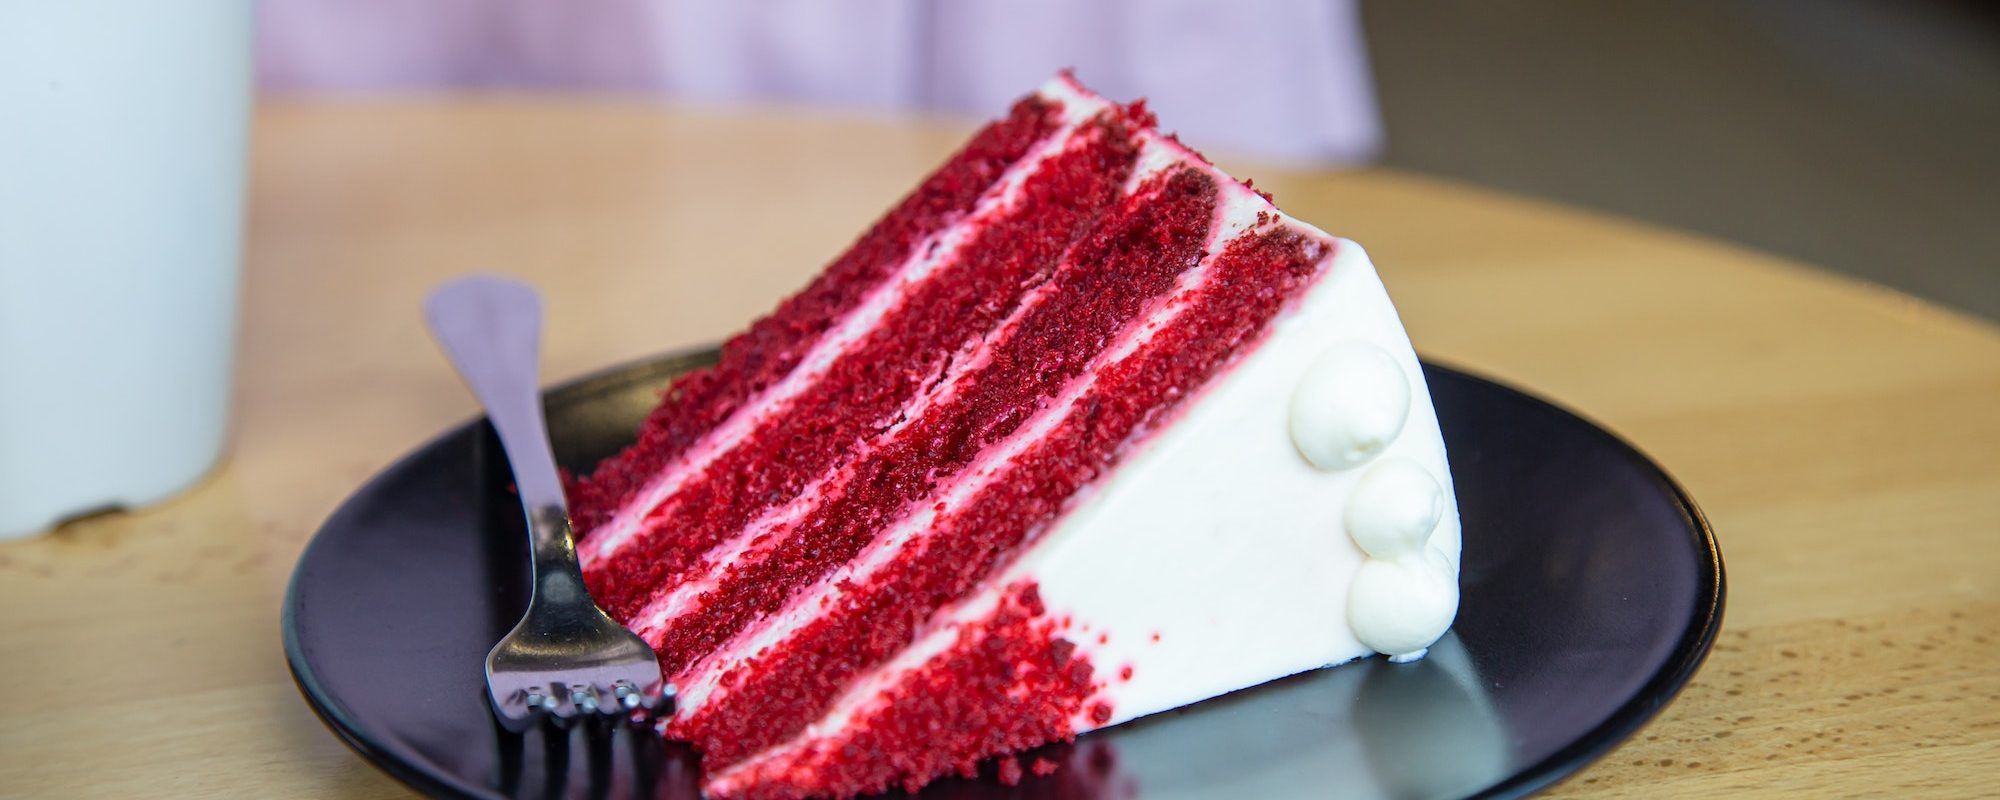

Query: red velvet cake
[571,74,1462,799]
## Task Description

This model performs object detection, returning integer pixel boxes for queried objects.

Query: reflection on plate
[285,351,1723,799]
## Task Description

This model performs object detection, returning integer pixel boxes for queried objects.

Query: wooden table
[2,100,1994,798]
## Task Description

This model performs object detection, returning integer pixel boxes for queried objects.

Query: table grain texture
[1,100,1995,798]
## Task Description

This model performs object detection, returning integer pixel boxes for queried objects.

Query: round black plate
[285,352,1722,799]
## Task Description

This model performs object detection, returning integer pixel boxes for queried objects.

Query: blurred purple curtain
[259,0,1381,164]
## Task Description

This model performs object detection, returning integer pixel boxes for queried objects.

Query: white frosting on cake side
[702,235,1460,779]
[1030,235,1461,729]
[706,227,1460,796]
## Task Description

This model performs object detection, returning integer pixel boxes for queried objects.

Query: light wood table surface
[2,100,1995,798]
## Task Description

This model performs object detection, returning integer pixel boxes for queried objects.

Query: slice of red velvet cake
[570,74,1461,800]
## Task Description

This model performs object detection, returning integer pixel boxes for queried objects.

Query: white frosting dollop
[1349,547,1458,660]
[1343,457,1457,659]
[1290,343,1411,471]
[1346,458,1445,559]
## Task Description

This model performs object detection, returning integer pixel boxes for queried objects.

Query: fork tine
[584,715,616,800]
[633,682,676,728]
[571,685,601,716]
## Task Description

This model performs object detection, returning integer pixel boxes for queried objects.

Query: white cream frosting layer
[582,76,1115,568]
[618,86,1121,636]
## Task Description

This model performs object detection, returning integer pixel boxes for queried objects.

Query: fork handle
[424,275,586,595]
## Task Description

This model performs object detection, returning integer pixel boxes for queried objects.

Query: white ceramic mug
[0,1,253,538]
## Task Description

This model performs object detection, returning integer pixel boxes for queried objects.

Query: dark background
[1364,0,2000,319]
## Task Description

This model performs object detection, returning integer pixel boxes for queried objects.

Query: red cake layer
[708,584,1095,800]
[655,167,1224,763]
[582,115,1142,619]
[646,167,1214,674]
[566,95,1057,536]
[680,224,1326,783]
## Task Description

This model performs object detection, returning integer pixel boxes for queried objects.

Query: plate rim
[282,348,1725,800]
[1434,361,1727,798]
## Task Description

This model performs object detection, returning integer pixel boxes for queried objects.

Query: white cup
[0,2,253,538]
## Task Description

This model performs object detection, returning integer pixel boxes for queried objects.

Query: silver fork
[424,275,671,732]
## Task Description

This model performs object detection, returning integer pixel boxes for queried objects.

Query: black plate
[285,352,1722,799]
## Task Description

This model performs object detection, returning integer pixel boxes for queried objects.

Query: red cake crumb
[996,757,1024,786]
[708,584,1096,800]
[1121,98,1157,130]
[1031,757,1060,776]
[1119,665,1134,681]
